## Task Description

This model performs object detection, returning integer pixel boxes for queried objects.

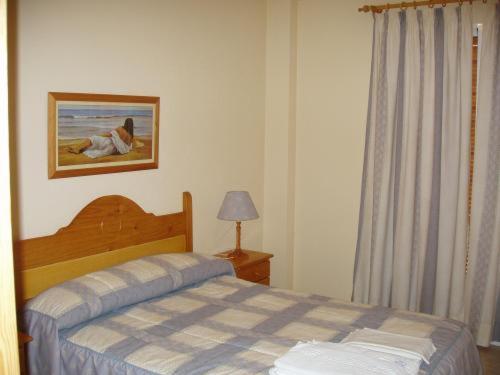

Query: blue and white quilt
[24,253,481,375]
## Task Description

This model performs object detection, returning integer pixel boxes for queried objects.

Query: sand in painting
[58,136,152,166]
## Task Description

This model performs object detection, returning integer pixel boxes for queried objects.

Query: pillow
[25,253,234,330]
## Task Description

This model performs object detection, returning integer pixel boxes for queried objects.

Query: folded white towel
[341,328,436,364]
[269,340,421,375]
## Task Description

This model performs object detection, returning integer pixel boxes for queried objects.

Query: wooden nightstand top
[215,249,273,271]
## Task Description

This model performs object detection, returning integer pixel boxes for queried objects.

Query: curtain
[464,4,500,347]
[353,5,472,320]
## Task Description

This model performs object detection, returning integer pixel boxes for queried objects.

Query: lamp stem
[218,221,247,259]
[235,221,241,251]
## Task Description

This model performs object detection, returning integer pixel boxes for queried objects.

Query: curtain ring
[482,0,487,3]
[386,3,390,11]
[413,1,417,9]
[401,1,405,9]
[442,2,447,7]
[429,3,435,8]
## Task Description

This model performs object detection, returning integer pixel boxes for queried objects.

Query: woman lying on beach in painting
[69,118,134,159]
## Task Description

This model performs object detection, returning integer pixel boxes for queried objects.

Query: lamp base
[217,248,249,259]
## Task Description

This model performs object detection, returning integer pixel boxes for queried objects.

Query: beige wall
[13,0,266,255]
[14,0,388,301]
[293,0,372,300]
[264,0,377,299]
[263,0,297,289]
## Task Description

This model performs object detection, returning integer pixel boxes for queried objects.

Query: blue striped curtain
[353,5,472,321]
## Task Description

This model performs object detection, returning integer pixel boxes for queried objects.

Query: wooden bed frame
[14,192,192,304]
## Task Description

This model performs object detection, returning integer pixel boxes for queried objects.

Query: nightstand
[18,332,32,374]
[216,250,273,285]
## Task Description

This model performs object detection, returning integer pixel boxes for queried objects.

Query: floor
[479,346,500,374]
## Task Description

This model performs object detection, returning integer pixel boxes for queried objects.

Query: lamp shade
[217,191,259,221]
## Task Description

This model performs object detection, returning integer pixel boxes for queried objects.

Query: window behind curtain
[466,26,480,273]
[468,31,479,228]
[467,25,500,344]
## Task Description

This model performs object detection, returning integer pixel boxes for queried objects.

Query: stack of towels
[269,328,436,375]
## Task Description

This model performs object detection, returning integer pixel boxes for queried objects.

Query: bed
[16,192,482,375]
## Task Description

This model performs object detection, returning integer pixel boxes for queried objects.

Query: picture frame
[48,92,160,179]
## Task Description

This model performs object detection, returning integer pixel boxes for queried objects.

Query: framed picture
[48,92,159,179]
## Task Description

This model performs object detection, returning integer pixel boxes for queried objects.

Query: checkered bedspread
[58,276,480,375]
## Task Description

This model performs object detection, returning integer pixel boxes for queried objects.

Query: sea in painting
[57,103,155,167]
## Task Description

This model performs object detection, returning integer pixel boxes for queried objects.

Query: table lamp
[217,191,259,258]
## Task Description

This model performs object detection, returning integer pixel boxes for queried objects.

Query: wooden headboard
[14,191,192,303]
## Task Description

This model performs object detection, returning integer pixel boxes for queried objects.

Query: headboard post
[183,191,193,252]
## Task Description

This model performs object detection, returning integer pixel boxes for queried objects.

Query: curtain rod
[358,0,489,13]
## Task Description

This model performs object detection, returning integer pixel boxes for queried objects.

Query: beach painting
[48,92,159,178]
